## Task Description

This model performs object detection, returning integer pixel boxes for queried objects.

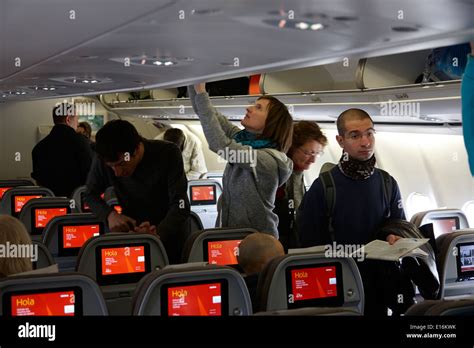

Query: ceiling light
[90,80,98,84]
[83,80,90,83]
[310,23,324,30]
[153,61,163,66]
[164,61,174,66]
[295,22,309,30]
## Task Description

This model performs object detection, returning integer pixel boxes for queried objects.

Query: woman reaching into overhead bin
[188,83,293,238]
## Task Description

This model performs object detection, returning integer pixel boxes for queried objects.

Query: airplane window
[406,192,436,219]
[462,201,474,228]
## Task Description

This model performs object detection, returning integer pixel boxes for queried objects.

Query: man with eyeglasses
[298,108,406,315]
[83,120,190,264]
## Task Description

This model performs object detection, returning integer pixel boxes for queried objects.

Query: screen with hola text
[167,282,222,316]
[207,240,241,265]
[35,208,68,228]
[14,195,42,213]
[10,290,76,316]
[63,224,101,249]
[101,246,146,276]
[291,266,338,301]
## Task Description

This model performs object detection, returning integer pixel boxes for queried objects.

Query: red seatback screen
[35,208,68,228]
[432,218,457,237]
[101,246,146,276]
[191,186,214,202]
[11,290,76,316]
[62,224,100,249]
[168,283,222,316]
[14,195,42,213]
[0,187,12,199]
[291,266,338,301]
[207,240,241,265]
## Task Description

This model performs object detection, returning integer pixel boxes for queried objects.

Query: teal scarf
[233,130,276,149]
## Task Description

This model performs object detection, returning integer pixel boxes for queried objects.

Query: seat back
[132,263,252,316]
[76,233,168,315]
[255,307,362,316]
[33,241,55,270]
[256,252,364,314]
[410,209,469,238]
[0,180,35,201]
[42,213,107,272]
[0,186,54,216]
[190,211,204,233]
[18,197,72,241]
[187,179,222,228]
[0,273,108,315]
[406,298,474,315]
[200,172,223,189]
[182,227,257,264]
[70,185,87,213]
[435,229,474,299]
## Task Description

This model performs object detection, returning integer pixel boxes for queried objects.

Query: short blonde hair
[0,215,33,277]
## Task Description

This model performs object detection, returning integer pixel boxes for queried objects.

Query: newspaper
[351,238,430,261]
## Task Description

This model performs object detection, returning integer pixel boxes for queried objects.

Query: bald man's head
[336,108,373,136]
[237,233,285,275]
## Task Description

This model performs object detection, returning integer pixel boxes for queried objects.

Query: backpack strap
[320,170,336,242]
[378,168,393,218]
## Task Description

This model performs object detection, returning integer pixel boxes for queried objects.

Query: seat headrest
[132,264,252,316]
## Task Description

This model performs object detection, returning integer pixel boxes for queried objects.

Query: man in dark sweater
[298,108,406,315]
[83,120,190,264]
[31,103,93,197]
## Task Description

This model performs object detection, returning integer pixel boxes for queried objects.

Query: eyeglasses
[298,148,324,158]
[345,129,376,142]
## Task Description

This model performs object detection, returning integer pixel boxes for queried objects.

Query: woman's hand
[194,83,207,94]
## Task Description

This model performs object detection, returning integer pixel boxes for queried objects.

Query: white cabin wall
[302,126,474,220]
[0,98,113,180]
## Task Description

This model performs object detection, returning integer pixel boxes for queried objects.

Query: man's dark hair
[163,128,185,152]
[336,108,374,136]
[95,120,142,162]
[52,103,74,125]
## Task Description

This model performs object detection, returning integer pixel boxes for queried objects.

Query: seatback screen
[0,187,12,200]
[95,243,151,285]
[190,185,216,205]
[456,243,474,281]
[162,280,228,316]
[57,223,104,256]
[35,208,68,228]
[13,195,42,215]
[63,224,101,249]
[3,287,82,316]
[101,246,146,276]
[429,217,460,238]
[31,207,70,235]
[204,239,242,265]
[285,263,344,308]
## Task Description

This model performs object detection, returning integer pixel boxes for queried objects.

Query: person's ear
[336,135,344,148]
